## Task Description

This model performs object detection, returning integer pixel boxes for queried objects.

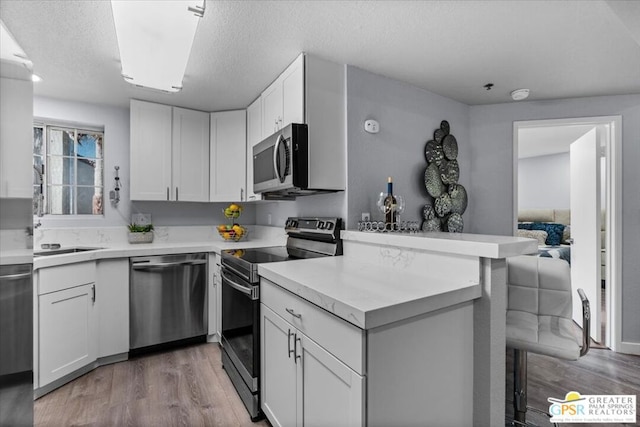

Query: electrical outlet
[131,213,152,225]
[361,212,370,222]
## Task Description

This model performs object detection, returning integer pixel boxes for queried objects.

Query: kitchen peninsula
[257,230,537,426]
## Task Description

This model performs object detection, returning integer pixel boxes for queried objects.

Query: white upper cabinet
[261,53,304,138]
[130,100,172,201]
[245,97,262,201]
[130,100,209,202]
[172,107,210,202]
[0,71,33,199]
[254,53,346,192]
[281,55,304,128]
[210,110,246,202]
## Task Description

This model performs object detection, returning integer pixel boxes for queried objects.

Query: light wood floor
[35,343,269,427]
[34,341,639,426]
[506,347,640,427]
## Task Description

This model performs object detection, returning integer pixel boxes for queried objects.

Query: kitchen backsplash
[33,225,285,248]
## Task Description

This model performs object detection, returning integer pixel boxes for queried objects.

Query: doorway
[513,116,622,351]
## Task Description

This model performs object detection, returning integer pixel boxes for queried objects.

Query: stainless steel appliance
[220,217,342,420]
[0,264,33,427]
[253,123,342,199]
[130,253,207,351]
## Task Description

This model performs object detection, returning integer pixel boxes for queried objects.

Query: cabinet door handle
[285,308,302,318]
[240,188,244,201]
[176,187,179,201]
[167,187,170,200]
[295,335,301,364]
[91,284,96,303]
[287,329,294,359]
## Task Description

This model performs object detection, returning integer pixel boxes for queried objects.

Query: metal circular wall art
[442,134,458,160]
[423,203,436,220]
[440,159,459,185]
[422,120,467,232]
[424,140,444,164]
[424,162,446,197]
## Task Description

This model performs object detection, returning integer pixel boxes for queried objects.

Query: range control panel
[285,217,342,239]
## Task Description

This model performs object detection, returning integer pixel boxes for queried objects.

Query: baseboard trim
[618,341,640,355]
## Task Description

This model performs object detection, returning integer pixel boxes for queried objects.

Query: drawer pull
[294,335,301,363]
[287,329,294,358]
[285,308,302,319]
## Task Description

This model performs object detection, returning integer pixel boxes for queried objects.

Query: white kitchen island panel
[258,230,537,427]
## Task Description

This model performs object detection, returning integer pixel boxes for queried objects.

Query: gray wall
[132,201,256,226]
[0,199,32,230]
[256,65,471,230]
[518,153,570,210]
[346,66,470,229]
[255,193,346,228]
[469,94,640,344]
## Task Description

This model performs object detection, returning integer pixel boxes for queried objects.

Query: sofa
[518,208,606,279]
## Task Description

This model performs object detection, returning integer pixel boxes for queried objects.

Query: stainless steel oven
[220,217,342,421]
[220,263,260,417]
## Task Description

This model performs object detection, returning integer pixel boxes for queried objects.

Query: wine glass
[395,195,405,228]
[376,192,390,215]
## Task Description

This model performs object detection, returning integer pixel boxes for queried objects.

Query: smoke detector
[511,88,530,101]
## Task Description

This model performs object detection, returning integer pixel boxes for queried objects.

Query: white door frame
[512,115,622,352]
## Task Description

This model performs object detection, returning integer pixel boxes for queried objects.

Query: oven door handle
[221,270,253,297]
[222,263,251,282]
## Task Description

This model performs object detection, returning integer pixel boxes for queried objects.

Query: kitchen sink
[34,247,103,257]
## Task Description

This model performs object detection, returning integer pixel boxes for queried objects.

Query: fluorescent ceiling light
[110,0,205,92]
[0,19,33,68]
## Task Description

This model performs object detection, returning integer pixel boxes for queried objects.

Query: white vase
[128,231,154,244]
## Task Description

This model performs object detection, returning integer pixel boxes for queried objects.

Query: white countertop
[258,256,481,330]
[341,230,537,259]
[0,237,285,269]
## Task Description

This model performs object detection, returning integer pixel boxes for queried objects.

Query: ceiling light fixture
[511,88,530,101]
[110,0,205,93]
[31,74,42,82]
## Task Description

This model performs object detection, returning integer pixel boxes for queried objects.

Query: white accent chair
[506,256,590,426]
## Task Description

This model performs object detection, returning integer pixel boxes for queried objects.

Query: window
[33,124,104,215]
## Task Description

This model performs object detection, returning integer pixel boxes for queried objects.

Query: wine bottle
[384,176,397,227]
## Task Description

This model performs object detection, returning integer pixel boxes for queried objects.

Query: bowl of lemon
[218,204,247,241]
[217,224,247,242]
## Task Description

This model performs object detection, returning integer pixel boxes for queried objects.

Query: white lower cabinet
[261,294,364,427]
[96,259,129,358]
[38,262,97,387]
[260,277,475,427]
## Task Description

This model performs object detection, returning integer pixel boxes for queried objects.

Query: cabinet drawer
[261,278,365,374]
[38,261,96,295]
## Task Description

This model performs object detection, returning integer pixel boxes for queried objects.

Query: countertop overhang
[341,230,538,259]
[258,256,481,329]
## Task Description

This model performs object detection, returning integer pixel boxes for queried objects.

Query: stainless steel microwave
[253,123,309,198]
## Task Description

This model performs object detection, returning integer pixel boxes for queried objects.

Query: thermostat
[364,119,379,134]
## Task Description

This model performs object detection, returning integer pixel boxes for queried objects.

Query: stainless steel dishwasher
[129,253,207,350]
[0,263,33,426]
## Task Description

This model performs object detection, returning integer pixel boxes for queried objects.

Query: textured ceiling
[1,0,639,111]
